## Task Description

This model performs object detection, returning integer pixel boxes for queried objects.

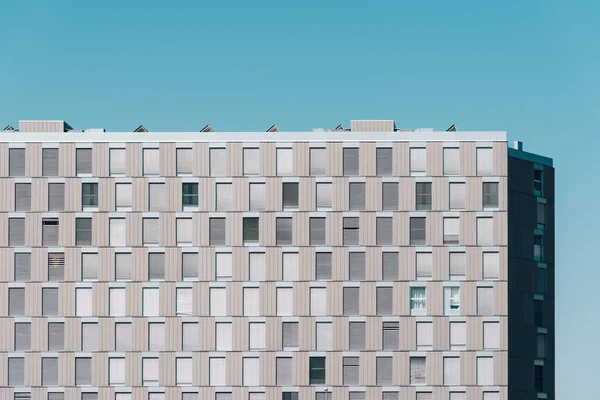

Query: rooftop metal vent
[266,124,279,133]
[133,125,148,133]
[200,124,214,133]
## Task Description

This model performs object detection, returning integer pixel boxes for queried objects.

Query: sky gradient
[1,0,597,396]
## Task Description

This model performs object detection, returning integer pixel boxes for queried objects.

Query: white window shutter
[316,322,332,351]
[416,252,433,278]
[109,288,126,316]
[277,148,293,175]
[310,288,326,316]
[243,148,260,175]
[76,288,92,316]
[450,321,467,347]
[483,322,500,349]
[282,253,299,281]
[177,358,193,385]
[209,358,226,386]
[243,288,260,316]
[277,288,293,316]
[477,217,494,246]
[444,148,459,175]
[109,358,125,385]
[444,357,460,385]
[177,288,193,316]
[143,288,160,316]
[143,149,159,175]
[243,357,260,386]
[210,148,227,176]
[249,322,266,350]
[110,219,126,247]
[478,287,494,315]
[417,322,433,348]
[177,218,193,245]
[182,322,198,351]
[477,357,494,385]
[249,253,265,281]
[210,288,226,316]
[477,148,493,175]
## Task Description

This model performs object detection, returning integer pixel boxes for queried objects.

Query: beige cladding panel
[293,142,309,176]
[325,142,343,176]
[58,142,75,177]
[26,143,42,177]
[358,142,376,176]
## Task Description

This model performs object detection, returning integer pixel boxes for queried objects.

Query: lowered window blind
[210,288,227,316]
[148,253,165,280]
[410,148,426,174]
[316,322,332,351]
[483,322,500,349]
[417,322,433,349]
[9,148,25,176]
[483,252,500,281]
[310,148,326,175]
[349,182,365,210]
[410,357,426,385]
[149,183,165,211]
[277,288,293,316]
[249,252,265,281]
[310,288,326,316]
[382,182,399,210]
[444,357,460,385]
[477,217,494,246]
[315,252,332,280]
[248,394,264,400]
[42,218,59,246]
[143,148,159,175]
[309,217,326,245]
[177,357,193,385]
[115,183,132,210]
[14,253,31,282]
[9,218,25,246]
[209,218,226,246]
[81,395,98,400]
[349,252,365,281]
[75,357,92,385]
[477,357,494,385]
[276,218,292,245]
[343,357,359,385]
[282,322,298,349]
[316,182,332,209]
[377,287,393,315]
[178,253,198,281]
[48,394,65,400]
[210,148,227,176]
[215,394,232,400]
[382,393,399,400]
[343,148,359,176]
[315,394,332,400]
[443,148,459,175]
[210,357,226,386]
[276,148,293,176]
[48,322,64,350]
[216,252,232,281]
[76,288,93,316]
[416,393,433,400]
[9,288,25,316]
[42,148,59,176]
[76,218,92,246]
[176,288,193,316]
[483,394,499,400]
[282,252,299,281]
[115,322,132,351]
[349,393,365,400]
[241,357,260,386]
[48,253,65,281]
[81,322,98,351]
[81,253,98,280]
[343,287,359,316]
[142,358,159,385]
[282,182,299,209]
[42,357,58,386]
[76,148,92,174]
[377,217,393,245]
[176,148,193,175]
[382,252,398,281]
[109,288,126,316]
[14,322,31,351]
[477,148,493,176]
[249,322,266,350]
[410,217,426,246]
[449,393,466,400]
[143,288,160,316]
[109,357,126,385]
[216,183,232,211]
[343,217,359,245]
[416,252,433,278]
[376,148,393,176]
[377,356,393,385]
[143,218,159,245]
[382,321,399,350]
[243,288,259,316]
[109,218,126,247]
[243,148,260,175]
[450,252,466,278]
[149,322,165,351]
[177,218,193,245]
[249,183,266,211]
[14,183,31,211]
[449,182,466,210]
[110,148,126,175]
[276,357,292,385]
[115,252,131,280]
[8,357,24,386]
[477,287,494,315]
[349,321,365,350]
[182,322,198,351]
[450,321,466,348]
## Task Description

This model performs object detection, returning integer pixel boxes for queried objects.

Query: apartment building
[0,120,554,400]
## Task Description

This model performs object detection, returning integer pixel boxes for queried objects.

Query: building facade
[0,120,554,400]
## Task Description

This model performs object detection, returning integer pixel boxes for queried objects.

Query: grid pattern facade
[0,139,509,400]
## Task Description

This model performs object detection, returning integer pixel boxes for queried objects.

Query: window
[382,182,399,210]
[477,287,493,315]
[309,357,326,384]
[216,252,232,281]
[537,268,547,295]
[282,253,299,281]
[382,321,399,350]
[115,395,132,400]
[535,299,544,326]
[537,202,546,227]
[14,183,31,211]
[476,148,493,176]
[376,148,393,175]
[308,218,326,245]
[416,252,432,279]
[209,218,226,246]
[75,218,92,246]
[310,148,326,175]
[9,148,25,176]
[243,217,259,244]
[444,287,460,315]
[483,394,499,400]
[42,218,59,246]
[42,357,58,386]
[415,182,431,211]
[443,148,459,175]
[249,322,266,350]
[349,182,365,210]
[48,322,64,351]
[449,183,465,210]
[249,183,266,211]
[81,183,98,210]
[181,252,198,280]
[376,287,393,315]
[113,183,132,211]
[42,148,59,176]
[477,217,493,246]
[9,218,25,246]
[477,357,493,385]
[349,252,365,281]
[450,321,466,349]
[14,253,31,282]
[277,148,293,176]
[444,357,460,385]
[175,218,193,246]
[316,322,332,350]
[315,252,332,280]
[48,183,64,211]
[110,218,126,247]
[410,148,426,175]
[243,357,259,386]
[177,288,193,316]
[277,287,293,316]
[410,287,426,313]
[109,288,126,316]
[376,217,393,245]
[115,253,131,280]
[348,393,365,400]
[75,357,92,385]
[382,393,399,400]
[8,357,24,386]
[537,333,546,359]
[81,253,97,280]
[533,168,544,193]
[182,183,199,207]
[176,148,193,175]
[450,252,466,280]
[410,217,426,245]
[243,148,260,175]
[349,321,366,350]
[110,148,126,175]
[483,182,499,209]
[249,252,265,281]
[182,322,198,351]
[416,322,432,350]
[115,322,132,351]
[42,288,58,316]
[343,147,359,176]
[176,358,193,385]
[282,322,298,349]
[534,234,544,262]
[243,287,259,316]
[210,148,226,176]
[316,182,332,209]
[210,287,226,316]
[410,357,426,385]
[535,365,544,392]
[81,394,98,400]
[143,288,160,316]
[9,288,25,316]
[450,394,466,400]
[376,357,393,385]
[276,217,292,245]
[216,183,232,211]
[109,357,125,385]
[382,252,398,281]
[148,183,165,211]
[14,322,31,351]
[310,288,326,316]
[142,357,159,386]
[148,253,165,280]
[483,252,500,280]
[143,148,159,175]
[276,357,292,385]
[282,182,299,209]
[483,322,500,350]
[343,217,359,245]
[343,357,359,385]
[76,289,93,316]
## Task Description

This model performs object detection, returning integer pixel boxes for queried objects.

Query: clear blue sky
[0,0,596,396]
